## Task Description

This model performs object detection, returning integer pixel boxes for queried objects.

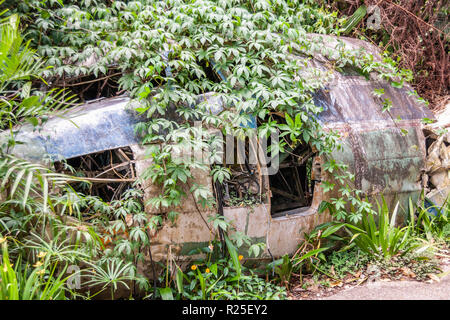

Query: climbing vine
[6,0,413,211]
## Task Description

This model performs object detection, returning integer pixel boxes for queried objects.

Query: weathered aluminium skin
[2,36,434,271]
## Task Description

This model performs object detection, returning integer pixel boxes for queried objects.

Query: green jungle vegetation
[0,0,448,300]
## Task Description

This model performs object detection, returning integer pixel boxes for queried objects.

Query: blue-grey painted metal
[5,97,145,161]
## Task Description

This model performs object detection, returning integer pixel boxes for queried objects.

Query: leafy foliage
[321,247,370,279]
[412,197,450,244]
[170,238,286,300]
[1,0,417,233]
[4,1,415,226]
[0,237,76,300]
[320,198,414,258]
[0,0,435,300]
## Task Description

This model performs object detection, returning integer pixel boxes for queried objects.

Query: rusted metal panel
[223,205,269,240]
[315,78,433,124]
[331,127,426,192]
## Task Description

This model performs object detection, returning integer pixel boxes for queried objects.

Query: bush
[321,199,414,258]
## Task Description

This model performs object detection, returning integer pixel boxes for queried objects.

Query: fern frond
[0,154,82,213]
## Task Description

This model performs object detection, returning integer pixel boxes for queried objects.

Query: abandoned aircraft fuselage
[4,36,434,267]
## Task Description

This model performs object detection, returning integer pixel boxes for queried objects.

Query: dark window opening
[57,71,122,103]
[199,59,223,83]
[54,147,136,202]
[270,143,316,217]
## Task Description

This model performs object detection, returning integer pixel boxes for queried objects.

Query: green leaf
[342,5,367,34]
[225,236,241,279]
[321,223,345,238]
[176,269,184,294]
[22,171,33,208]
[210,263,218,277]
[159,287,174,300]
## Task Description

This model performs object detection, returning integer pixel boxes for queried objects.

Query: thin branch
[56,72,122,87]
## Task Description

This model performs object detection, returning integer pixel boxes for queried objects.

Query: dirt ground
[289,252,450,300]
